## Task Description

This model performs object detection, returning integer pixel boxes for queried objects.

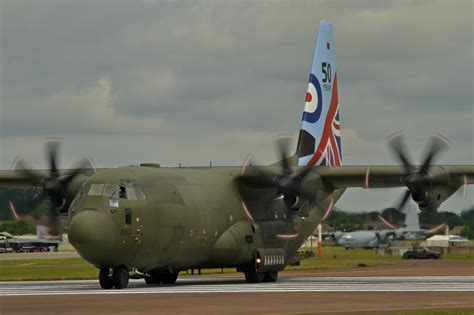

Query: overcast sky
[0,0,472,212]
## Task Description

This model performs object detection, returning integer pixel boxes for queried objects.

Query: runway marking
[0,276,473,296]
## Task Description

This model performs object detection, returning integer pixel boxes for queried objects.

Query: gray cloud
[1,0,472,212]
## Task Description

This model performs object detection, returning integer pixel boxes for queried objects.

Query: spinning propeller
[13,139,93,235]
[386,132,451,213]
[237,138,315,211]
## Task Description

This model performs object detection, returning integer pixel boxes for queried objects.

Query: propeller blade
[386,132,413,174]
[457,175,468,199]
[15,159,43,186]
[46,138,62,178]
[9,190,46,219]
[61,159,93,186]
[276,137,292,175]
[419,133,451,174]
[237,165,277,188]
[47,214,63,238]
[395,190,412,213]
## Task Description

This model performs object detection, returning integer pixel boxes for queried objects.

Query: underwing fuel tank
[210,221,255,265]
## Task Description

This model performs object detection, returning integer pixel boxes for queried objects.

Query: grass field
[0,258,98,281]
[0,246,471,281]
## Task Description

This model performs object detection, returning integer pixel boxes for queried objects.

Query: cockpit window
[103,184,118,197]
[88,183,104,196]
[125,187,137,200]
[119,179,146,200]
[84,180,145,200]
[120,179,138,187]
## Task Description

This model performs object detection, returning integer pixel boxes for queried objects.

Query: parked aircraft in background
[335,203,446,249]
[0,229,60,253]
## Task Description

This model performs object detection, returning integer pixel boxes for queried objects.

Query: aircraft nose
[68,210,119,267]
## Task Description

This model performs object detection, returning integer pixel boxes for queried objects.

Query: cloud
[1,76,174,136]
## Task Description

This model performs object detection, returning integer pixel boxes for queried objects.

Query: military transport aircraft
[335,203,446,249]
[0,21,472,289]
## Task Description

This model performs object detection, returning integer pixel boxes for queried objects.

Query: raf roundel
[302,73,323,123]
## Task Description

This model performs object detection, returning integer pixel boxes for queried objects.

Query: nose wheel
[99,268,113,289]
[99,266,129,289]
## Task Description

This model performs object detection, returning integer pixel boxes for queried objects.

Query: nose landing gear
[99,266,129,289]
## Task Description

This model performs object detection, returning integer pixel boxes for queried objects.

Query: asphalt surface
[1,260,473,314]
[1,276,473,315]
[0,276,473,296]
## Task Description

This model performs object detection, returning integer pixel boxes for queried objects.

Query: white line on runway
[0,276,472,296]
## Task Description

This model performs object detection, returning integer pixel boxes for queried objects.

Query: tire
[161,272,179,284]
[244,269,265,283]
[144,270,162,284]
[112,266,129,289]
[144,274,161,284]
[99,268,113,289]
[263,271,278,282]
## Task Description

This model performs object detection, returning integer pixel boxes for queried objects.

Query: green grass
[1,246,472,281]
[0,258,98,281]
[0,248,395,281]
[442,253,474,260]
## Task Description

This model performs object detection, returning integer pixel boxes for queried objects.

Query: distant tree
[460,226,474,239]
[0,221,36,235]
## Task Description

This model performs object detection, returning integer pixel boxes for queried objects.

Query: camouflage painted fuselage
[68,165,343,273]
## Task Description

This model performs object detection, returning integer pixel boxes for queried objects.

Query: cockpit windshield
[84,180,146,200]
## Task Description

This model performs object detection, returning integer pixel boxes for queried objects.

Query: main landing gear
[99,266,129,289]
[244,269,278,283]
[144,270,179,285]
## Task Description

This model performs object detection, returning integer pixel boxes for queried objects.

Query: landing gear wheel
[263,271,278,282]
[244,269,265,283]
[161,272,179,284]
[144,272,161,285]
[112,266,129,289]
[99,268,113,289]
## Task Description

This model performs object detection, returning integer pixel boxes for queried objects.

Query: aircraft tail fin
[296,20,341,167]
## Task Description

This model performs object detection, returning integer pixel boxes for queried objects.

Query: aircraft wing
[0,170,44,189]
[316,165,474,188]
[315,165,474,189]
[0,169,96,189]
[314,164,473,211]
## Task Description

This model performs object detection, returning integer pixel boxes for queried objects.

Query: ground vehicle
[402,247,441,260]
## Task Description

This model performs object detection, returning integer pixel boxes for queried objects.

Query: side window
[118,179,146,200]
[88,184,104,196]
[125,187,137,200]
[119,186,127,199]
[103,184,118,197]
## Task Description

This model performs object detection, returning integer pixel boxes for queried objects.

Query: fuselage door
[111,180,147,263]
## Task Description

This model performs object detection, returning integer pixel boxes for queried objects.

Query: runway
[1,275,473,296]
